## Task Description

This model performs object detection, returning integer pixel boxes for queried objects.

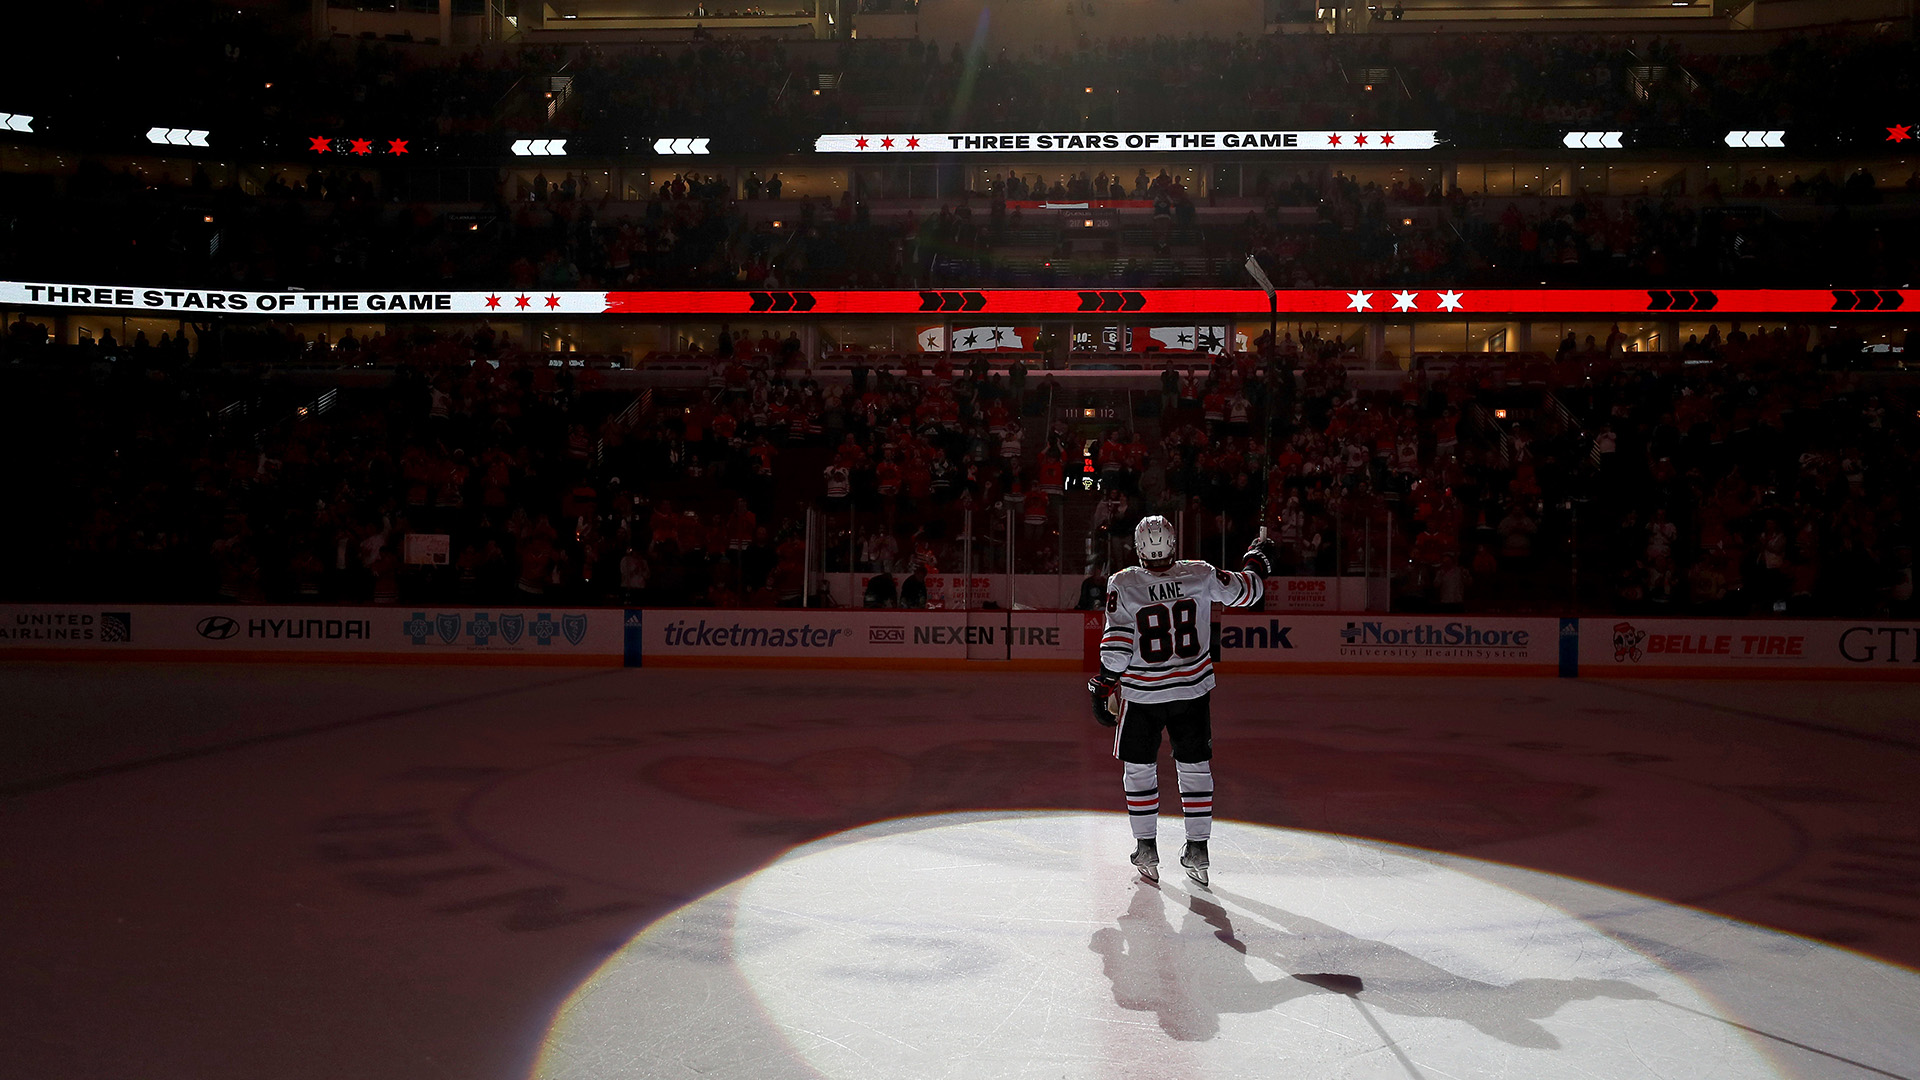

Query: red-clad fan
[1036,447,1067,494]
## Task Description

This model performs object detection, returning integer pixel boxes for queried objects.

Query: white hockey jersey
[1100,560,1263,703]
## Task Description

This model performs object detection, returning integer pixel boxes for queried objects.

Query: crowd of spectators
[1238,179,1920,290]
[0,160,909,292]
[4,5,1918,294]
[1494,327,1919,618]
[10,1,1917,155]
[11,154,1915,296]
[5,314,1916,616]
[1,325,1085,609]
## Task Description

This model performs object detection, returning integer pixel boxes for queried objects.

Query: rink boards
[6,603,1920,679]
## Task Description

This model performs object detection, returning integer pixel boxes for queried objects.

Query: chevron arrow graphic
[0,113,34,132]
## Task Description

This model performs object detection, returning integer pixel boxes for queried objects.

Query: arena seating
[5,318,1912,616]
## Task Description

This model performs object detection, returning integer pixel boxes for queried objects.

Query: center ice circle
[536,812,1789,1079]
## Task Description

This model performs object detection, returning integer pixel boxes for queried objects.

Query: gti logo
[197,616,240,640]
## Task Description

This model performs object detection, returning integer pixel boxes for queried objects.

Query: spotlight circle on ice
[534,812,1920,1080]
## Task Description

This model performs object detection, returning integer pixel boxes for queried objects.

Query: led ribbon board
[813,130,1441,153]
[1,282,1906,317]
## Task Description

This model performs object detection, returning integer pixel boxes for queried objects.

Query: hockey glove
[1243,536,1282,577]
[1088,671,1121,727]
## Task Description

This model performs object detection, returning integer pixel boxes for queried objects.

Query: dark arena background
[4,1,1920,1078]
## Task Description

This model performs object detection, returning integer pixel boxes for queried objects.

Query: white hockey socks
[1123,761,1159,840]
[1177,760,1213,842]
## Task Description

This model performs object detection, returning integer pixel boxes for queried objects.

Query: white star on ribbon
[1346,290,1374,312]
[1436,290,1465,311]
[1391,290,1420,311]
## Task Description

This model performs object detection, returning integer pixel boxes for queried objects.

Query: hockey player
[1089,515,1279,886]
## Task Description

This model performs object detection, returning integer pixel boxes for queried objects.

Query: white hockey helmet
[1133,515,1177,571]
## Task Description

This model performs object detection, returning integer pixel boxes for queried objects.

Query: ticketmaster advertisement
[637,609,1083,666]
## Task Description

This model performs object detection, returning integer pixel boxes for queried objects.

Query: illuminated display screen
[0,282,1905,317]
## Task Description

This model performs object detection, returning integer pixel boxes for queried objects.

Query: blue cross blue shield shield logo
[562,613,588,646]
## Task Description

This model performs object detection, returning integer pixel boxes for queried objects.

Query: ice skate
[1131,838,1159,883]
[1181,840,1210,887]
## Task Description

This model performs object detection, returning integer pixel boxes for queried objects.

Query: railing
[1466,401,1511,466]
[597,388,649,464]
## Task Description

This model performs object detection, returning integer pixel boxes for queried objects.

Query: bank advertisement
[1581,618,1920,677]
[0,604,621,663]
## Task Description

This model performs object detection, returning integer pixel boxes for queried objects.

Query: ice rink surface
[1,664,1917,1080]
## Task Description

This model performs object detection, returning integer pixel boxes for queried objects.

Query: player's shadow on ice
[1088,883,1652,1046]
